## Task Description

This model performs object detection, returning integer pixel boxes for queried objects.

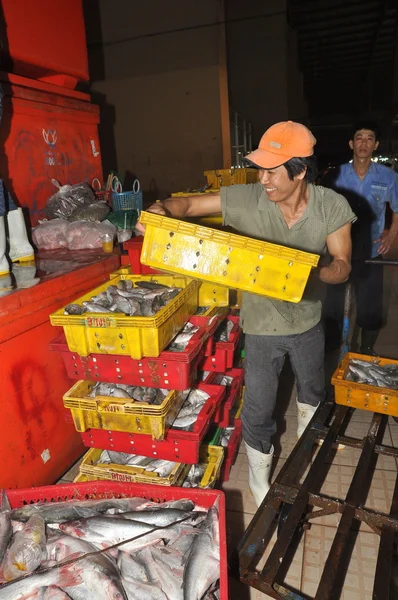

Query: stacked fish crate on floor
[49,257,244,492]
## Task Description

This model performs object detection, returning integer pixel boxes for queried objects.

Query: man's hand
[135,193,222,235]
[136,202,167,235]
[375,212,398,255]
[374,230,397,255]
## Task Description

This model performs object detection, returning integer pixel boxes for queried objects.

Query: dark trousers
[323,261,384,333]
[242,323,325,454]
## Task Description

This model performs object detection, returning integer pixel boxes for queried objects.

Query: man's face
[258,164,305,203]
[349,129,379,160]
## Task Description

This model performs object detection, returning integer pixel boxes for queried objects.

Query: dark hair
[351,120,380,141]
[283,156,318,183]
[244,155,318,183]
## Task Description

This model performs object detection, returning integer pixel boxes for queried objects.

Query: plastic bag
[68,201,111,223]
[45,179,95,220]
[32,219,68,250]
[66,220,117,250]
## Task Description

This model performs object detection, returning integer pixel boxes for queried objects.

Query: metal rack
[236,400,398,599]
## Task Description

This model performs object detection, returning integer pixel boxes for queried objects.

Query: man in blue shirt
[324,121,398,354]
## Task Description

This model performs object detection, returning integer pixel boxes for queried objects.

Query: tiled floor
[57,265,398,600]
[225,263,398,599]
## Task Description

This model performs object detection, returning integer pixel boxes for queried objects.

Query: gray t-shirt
[220,183,357,335]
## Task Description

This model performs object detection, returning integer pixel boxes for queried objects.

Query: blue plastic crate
[112,191,143,213]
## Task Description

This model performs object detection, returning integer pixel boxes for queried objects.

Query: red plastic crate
[200,316,241,372]
[124,236,159,274]
[49,314,222,390]
[220,419,242,482]
[80,384,226,464]
[205,368,245,427]
[5,481,228,600]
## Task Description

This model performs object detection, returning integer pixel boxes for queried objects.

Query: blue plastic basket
[112,191,143,213]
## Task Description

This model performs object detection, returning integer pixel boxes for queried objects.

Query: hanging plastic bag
[65,220,117,250]
[45,179,95,220]
[32,219,69,250]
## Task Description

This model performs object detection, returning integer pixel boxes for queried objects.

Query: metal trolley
[235,259,398,600]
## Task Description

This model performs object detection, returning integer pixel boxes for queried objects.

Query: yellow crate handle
[97,402,133,413]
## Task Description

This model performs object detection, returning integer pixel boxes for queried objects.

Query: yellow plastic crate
[50,274,200,359]
[77,448,190,486]
[234,386,245,419]
[111,267,229,308]
[198,445,224,488]
[332,352,398,416]
[204,168,258,187]
[139,212,319,303]
[63,380,185,440]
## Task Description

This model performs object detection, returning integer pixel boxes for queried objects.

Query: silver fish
[117,280,133,291]
[82,302,113,313]
[183,506,220,600]
[110,297,133,314]
[220,427,234,448]
[122,509,203,528]
[172,411,202,430]
[0,490,11,564]
[214,319,233,343]
[47,534,127,600]
[59,516,195,553]
[348,359,398,389]
[64,304,87,316]
[118,552,149,584]
[90,292,112,308]
[10,498,149,524]
[0,565,80,600]
[182,464,206,488]
[122,577,166,600]
[139,546,183,600]
[110,388,132,399]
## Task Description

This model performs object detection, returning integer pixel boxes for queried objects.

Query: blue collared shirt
[327,162,398,258]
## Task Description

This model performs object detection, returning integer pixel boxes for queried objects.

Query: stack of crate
[49,257,244,490]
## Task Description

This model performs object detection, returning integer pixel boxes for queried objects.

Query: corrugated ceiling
[288,0,398,118]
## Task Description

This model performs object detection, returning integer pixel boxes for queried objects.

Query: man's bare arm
[136,193,222,233]
[320,223,352,284]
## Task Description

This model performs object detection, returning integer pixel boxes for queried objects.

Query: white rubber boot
[297,399,345,449]
[297,400,319,439]
[7,208,35,262]
[0,215,10,276]
[245,442,274,507]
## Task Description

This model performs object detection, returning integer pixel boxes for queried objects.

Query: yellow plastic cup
[101,233,114,253]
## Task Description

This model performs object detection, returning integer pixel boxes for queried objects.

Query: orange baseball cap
[245,121,317,169]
